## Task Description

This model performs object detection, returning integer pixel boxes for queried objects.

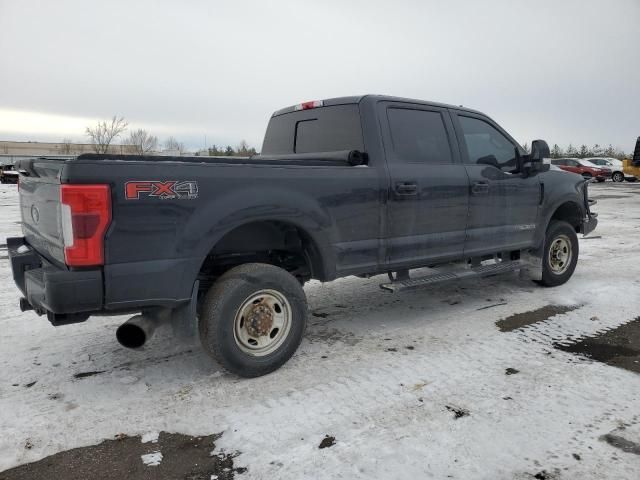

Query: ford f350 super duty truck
[8,95,597,377]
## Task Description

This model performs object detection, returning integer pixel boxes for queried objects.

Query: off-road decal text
[125,181,198,200]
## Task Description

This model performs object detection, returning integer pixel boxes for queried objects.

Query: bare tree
[85,116,128,154]
[164,136,186,155]
[236,139,257,156]
[60,138,73,154]
[128,129,158,155]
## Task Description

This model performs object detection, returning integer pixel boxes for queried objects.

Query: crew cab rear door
[451,112,540,255]
[378,102,468,267]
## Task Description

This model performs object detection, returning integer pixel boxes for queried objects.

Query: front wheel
[538,220,579,287]
[612,171,624,183]
[199,263,307,377]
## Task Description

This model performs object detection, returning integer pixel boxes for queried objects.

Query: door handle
[471,182,489,195]
[394,182,418,195]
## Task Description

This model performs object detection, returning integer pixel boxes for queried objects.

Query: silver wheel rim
[548,234,572,275]
[233,289,292,356]
[613,172,623,182]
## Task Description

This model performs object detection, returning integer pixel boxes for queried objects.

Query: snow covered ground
[1,182,640,479]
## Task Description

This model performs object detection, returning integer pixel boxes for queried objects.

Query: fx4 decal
[125,181,199,200]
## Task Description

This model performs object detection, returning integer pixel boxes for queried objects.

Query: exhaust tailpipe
[116,315,158,349]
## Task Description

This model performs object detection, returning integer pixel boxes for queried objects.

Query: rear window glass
[261,104,364,155]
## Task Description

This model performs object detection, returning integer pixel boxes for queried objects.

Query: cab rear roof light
[294,100,324,111]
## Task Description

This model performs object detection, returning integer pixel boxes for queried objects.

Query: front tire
[538,220,579,287]
[612,171,624,183]
[199,263,307,377]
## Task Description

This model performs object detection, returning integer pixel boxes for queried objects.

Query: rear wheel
[612,171,624,183]
[199,263,307,377]
[538,220,579,287]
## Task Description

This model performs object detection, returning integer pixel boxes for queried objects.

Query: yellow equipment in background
[623,136,640,180]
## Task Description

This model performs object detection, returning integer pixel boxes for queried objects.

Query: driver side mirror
[530,139,550,162]
[525,139,551,174]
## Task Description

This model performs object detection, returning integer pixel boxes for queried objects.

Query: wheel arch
[196,218,333,283]
[549,201,584,232]
[534,198,585,250]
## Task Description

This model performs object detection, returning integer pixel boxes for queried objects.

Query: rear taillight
[60,184,111,266]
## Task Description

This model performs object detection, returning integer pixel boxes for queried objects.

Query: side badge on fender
[125,181,199,200]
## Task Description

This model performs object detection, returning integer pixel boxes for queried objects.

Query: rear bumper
[8,237,103,323]
[594,172,611,180]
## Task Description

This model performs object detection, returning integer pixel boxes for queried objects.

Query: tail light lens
[60,184,111,266]
[294,100,323,111]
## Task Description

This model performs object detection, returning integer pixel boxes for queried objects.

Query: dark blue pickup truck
[8,95,597,376]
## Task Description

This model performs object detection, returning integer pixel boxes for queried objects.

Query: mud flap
[520,249,543,281]
[171,280,199,339]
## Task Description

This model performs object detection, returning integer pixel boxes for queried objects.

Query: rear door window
[386,108,453,164]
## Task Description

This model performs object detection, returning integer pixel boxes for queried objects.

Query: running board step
[380,260,522,293]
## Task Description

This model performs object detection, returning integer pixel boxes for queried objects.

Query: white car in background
[585,157,635,183]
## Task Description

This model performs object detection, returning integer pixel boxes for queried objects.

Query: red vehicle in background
[550,158,611,182]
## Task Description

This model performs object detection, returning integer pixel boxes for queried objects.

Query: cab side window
[459,116,517,171]
[387,108,453,164]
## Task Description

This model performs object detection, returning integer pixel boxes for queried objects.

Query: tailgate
[17,158,67,266]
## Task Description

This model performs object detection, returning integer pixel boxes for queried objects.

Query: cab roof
[271,94,484,117]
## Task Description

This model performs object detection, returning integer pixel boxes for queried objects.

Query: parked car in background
[550,158,611,182]
[585,157,634,182]
[0,164,19,184]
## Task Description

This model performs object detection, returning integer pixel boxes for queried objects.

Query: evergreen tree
[603,144,615,157]
[578,145,589,158]
[551,144,563,158]
[566,144,577,156]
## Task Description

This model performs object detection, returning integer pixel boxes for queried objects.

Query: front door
[452,112,541,256]
[381,103,469,267]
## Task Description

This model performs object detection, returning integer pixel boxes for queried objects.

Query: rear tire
[538,220,579,287]
[612,171,624,183]
[199,263,307,378]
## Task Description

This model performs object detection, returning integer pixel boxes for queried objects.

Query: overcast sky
[1,0,638,152]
